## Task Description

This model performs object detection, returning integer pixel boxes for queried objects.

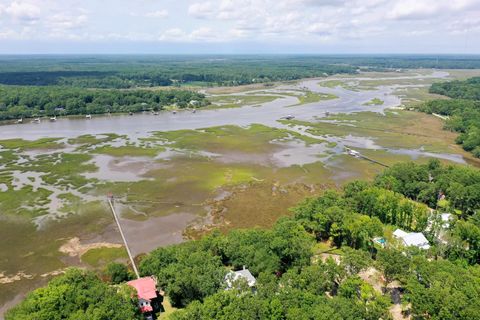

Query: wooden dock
[107,197,140,279]
[358,154,390,168]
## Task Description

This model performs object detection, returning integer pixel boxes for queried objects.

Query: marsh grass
[81,247,128,267]
[285,110,467,154]
[91,145,163,157]
[152,124,314,154]
[0,138,64,150]
[0,185,52,217]
[363,98,384,106]
[208,94,281,108]
[67,133,124,146]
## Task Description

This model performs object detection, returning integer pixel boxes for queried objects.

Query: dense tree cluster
[0,86,207,120]
[374,160,480,216]
[5,269,141,320]
[0,56,358,88]
[419,77,480,157]
[430,77,480,100]
[170,268,390,320]
[405,256,480,319]
[105,262,134,284]
[0,71,115,86]
[140,219,391,320]
[139,218,315,307]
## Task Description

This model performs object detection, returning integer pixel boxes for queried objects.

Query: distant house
[225,266,257,289]
[393,229,430,250]
[127,276,163,319]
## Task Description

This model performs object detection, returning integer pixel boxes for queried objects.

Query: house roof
[225,268,256,287]
[403,233,430,249]
[393,229,408,238]
[127,277,158,301]
[393,229,430,249]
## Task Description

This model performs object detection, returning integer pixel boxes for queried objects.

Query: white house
[225,266,256,289]
[393,229,430,250]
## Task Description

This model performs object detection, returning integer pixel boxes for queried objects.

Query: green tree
[5,269,141,320]
[377,248,410,285]
[105,262,132,284]
[341,247,372,275]
[139,243,226,308]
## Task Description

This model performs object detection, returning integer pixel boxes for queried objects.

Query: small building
[127,277,163,319]
[225,266,256,289]
[393,229,430,250]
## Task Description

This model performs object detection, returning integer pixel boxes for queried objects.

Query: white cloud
[448,16,480,34]
[145,9,169,18]
[188,2,216,19]
[388,0,480,20]
[4,0,41,21]
[159,28,187,41]
[0,0,479,53]
[47,13,88,30]
[307,22,332,35]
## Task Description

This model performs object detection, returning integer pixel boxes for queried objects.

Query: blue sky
[0,0,479,54]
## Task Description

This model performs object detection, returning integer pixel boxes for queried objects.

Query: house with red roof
[127,276,163,319]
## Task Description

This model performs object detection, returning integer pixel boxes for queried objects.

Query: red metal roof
[127,277,158,301]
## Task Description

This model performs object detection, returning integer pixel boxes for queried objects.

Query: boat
[346,149,361,158]
[281,115,295,120]
[33,118,40,123]
[153,111,159,115]
[172,110,177,115]
[129,112,133,116]
[86,114,92,119]
[16,118,23,124]
[50,116,57,121]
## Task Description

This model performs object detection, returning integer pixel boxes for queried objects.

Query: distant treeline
[1,55,479,88]
[430,77,480,100]
[0,86,207,120]
[418,77,480,157]
[0,56,358,88]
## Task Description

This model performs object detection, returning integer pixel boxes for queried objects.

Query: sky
[0,0,479,54]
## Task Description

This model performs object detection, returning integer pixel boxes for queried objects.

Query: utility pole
[107,195,140,279]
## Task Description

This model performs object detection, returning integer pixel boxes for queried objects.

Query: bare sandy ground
[59,237,123,257]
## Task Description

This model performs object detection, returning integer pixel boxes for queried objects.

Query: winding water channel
[0,72,465,164]
[0,70,472,317]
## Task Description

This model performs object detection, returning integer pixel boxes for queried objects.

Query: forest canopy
[0,86,207,120]
[1,55,480,88]
[419,77,480,157]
